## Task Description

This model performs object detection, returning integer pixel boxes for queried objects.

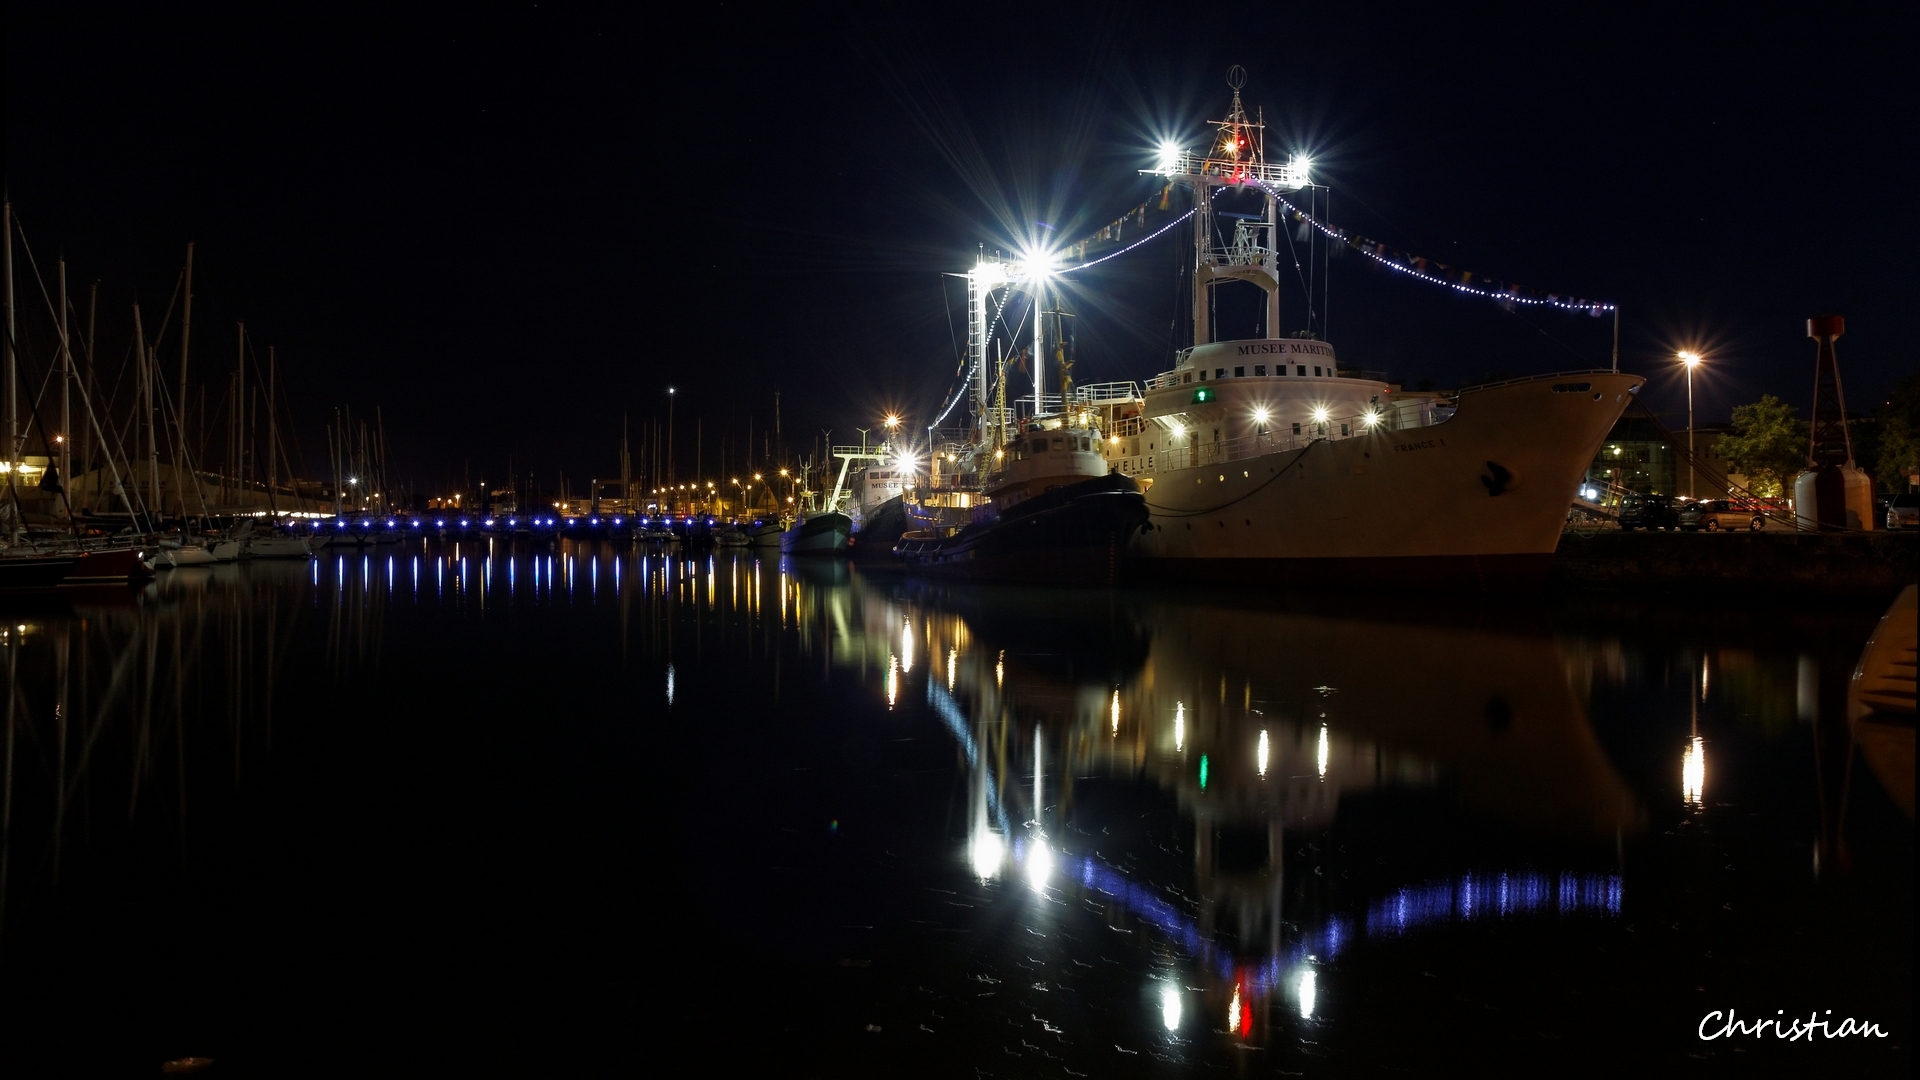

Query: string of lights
[1056,209,1195,275]
[1253,181,1614,315]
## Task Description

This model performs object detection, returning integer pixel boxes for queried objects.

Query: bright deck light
[1253,407,1270,425]
[1155,142,1182,173]
[1312,407,1330,423]
[1026,839,1052,892]
[970,831,1004,879]
[1683,735,1705,807]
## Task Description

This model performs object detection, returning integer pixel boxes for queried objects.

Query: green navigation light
[1191,386,1213,404]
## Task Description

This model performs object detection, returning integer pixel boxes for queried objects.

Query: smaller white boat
[164,545,218,568]
[715,527,749,548]
[246,534,315,558]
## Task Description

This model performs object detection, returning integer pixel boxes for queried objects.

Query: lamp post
[1677,352,1701,499]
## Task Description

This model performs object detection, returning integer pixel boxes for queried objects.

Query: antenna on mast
[1146,67,1306,348]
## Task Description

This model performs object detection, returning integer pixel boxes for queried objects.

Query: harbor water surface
[1,541,1910,1076]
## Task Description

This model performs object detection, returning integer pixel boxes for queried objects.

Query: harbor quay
[1550,530,1918,596]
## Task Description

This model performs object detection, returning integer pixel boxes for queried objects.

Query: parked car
[1618,493,1682,530]
[1680,499,1766,532]
[1889,493,1920,530]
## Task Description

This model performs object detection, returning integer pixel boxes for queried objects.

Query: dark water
[1,542,1910,1077]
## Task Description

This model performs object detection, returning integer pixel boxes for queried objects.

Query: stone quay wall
[1550,531,1917,597]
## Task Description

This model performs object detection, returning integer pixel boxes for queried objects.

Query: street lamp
[1677,351,1701,499]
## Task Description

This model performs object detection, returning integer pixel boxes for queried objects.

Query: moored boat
[1085,73,1639,589]
[60,546,158,585]
[781,510,850,556]
[245,533,315,558]
[0,552,81,591]
[895,417,1147,584]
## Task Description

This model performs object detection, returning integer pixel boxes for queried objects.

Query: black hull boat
[894,473,1146,584]
[850,493,908,559]
[780,511,850,556]
[0,553,82,592]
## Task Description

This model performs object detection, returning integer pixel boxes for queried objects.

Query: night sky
[7,4,1913,496]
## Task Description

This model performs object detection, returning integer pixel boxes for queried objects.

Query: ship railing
[1156,151,1309,188]
[1120,407,1444,475]
[1108,415,1147,438]
[1072,381,1142,404]
[1144,367,1393,392]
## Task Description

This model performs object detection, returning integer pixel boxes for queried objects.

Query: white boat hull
[1129,373,1642,588]
[248,536,314,558]
[164,546,218,568]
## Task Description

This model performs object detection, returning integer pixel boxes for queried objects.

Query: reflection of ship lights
[1174,701,1185,751]
[1227,984,1243,1036]
[1316,724,1329,778]
[947,647,957,691]
[1026,839,1052,893]
[1257,729,1270,776]
[1112,689,1121,736]
[1682,735,1705,807]
[665,663,675,705]
[970,831,1004,880]
[886,654,899,708]
[901,618,914,673]
[1161,984,1181,1030]
[1297,969,1317,1018]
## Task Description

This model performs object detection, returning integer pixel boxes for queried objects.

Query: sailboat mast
[58,258,71,512]
[3,200,15,529]
[233,322,244,507]
[177,242,194,517]
[134,302,158,526]
[84,280,97,506]
[266,347,278,497]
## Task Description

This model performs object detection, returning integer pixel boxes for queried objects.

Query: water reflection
[2,542,1905,1070]
[798,579,1655,1050]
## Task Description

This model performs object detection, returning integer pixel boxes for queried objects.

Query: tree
[1866,373,1920,492]
[1717,394,1806,498]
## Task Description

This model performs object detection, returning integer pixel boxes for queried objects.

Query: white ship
[1087,73,1640,588]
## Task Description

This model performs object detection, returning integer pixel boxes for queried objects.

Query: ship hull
[850,493,908,559]
[61,547,157,585]
[1128,373,1639,590]
[781,512,850,556]
[896,473,1147,585]
[0,554,80,591]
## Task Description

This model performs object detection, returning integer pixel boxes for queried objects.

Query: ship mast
[1149,66,1308,348]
